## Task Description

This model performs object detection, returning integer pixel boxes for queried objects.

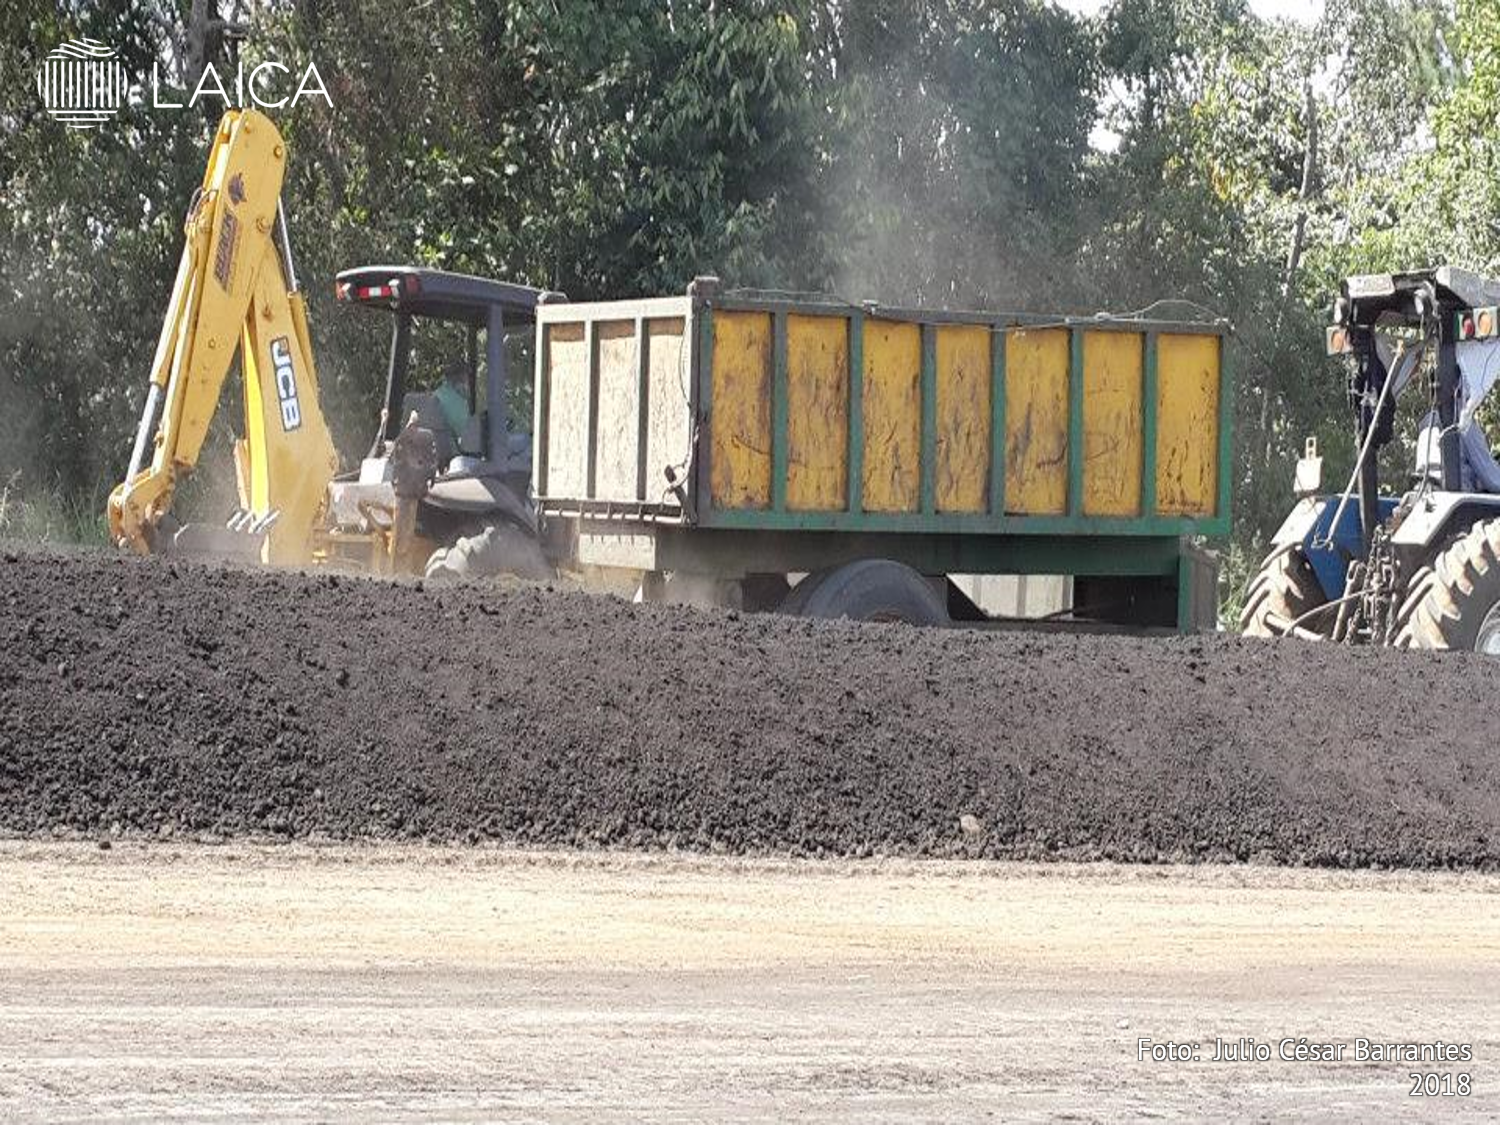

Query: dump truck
[531,282,1228,629]
[1240,267,1500,652]
[110,107,1230,631]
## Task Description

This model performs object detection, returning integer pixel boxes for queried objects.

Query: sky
[1054,0,1325,23]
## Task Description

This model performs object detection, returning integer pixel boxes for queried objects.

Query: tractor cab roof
[334,266,556,326]
[1339,267,1500,325]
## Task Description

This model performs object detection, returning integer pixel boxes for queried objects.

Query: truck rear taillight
[335,280,401,302]
[1325,326,1351,355]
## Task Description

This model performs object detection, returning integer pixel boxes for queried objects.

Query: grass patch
[0,474,110,546]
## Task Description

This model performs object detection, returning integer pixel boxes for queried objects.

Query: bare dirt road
[0,842,1494,1122]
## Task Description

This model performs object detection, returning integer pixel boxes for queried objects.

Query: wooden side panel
[934,324,991,513]
[1003,328,1069,515]
[643,317,690,506]
[861,319,922,512]
[786,314,849,511]
[1082,330,1143,516]
[1156,333,1221,516]
[709,310,772,509]
[544,321,589,497]
[593,319,639,502]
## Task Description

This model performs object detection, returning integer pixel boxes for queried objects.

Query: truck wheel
[424,524,551,583]
[1394,519,1500,654]
[790,559,949,626]
[1239,544,1327,638]
[777,570,827,617]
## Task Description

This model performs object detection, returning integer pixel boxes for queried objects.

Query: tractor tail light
[1326,326,1351,355]
[1457,308,1498,339]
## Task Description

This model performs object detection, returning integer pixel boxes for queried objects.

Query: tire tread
[1394,518,1500,652]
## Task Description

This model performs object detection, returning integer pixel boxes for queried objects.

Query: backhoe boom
[107,108,337,565]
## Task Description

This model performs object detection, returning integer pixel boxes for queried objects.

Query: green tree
[1,0,1492,595]
[815,0,1099,308]
[0,1,219,510]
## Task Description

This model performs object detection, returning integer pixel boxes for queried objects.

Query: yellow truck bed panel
[534,291,1229,537]
[861,320,922,513]
[1156,334,1221,517]
[709,310,773,510]
[786,314,849,511]
[935,325,992,514]
[1004,328,1070,516]
[1082,330,1144,517]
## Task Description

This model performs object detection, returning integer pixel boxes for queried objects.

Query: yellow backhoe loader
[108,108,550,580]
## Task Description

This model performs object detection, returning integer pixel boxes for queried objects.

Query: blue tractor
[1241,267,1500,654]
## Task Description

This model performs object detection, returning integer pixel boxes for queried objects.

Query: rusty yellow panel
[1156,333,1221,516]
[786,314,849,511]
[1003,328,1069,515]
[710,310,772,509]
[935,325,992,513]
[1082,330,1143,516]
[861,319,922,512]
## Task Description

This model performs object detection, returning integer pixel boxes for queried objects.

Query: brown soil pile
[0,545,1495,866]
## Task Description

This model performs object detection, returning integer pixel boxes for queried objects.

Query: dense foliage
[1,0,1496,607]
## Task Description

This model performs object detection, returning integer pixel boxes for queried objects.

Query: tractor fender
[1268,497,1327,549]
[1391,492,1502,553]
[1270,494,1400,602]
[424,473,537,534]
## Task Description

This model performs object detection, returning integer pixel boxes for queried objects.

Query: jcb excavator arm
[107,108,338,566]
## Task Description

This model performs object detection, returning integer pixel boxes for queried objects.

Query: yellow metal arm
[107,108,337,565]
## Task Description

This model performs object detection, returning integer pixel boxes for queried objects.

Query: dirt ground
[2,545,1497,866]
[0,843,1493,1122]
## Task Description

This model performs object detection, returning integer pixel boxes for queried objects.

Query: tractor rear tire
[1393,519,1500,654]
[788,559,949,626]
[1389,563,1434,644]
[424,524,551,583]
[1239,543,1327,638]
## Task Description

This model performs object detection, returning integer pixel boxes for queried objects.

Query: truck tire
[424,524,551,583]
[790,559,949,626]
[1239,544,1327,638]
[1393,519,1500,654]
[777,570,828,617]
